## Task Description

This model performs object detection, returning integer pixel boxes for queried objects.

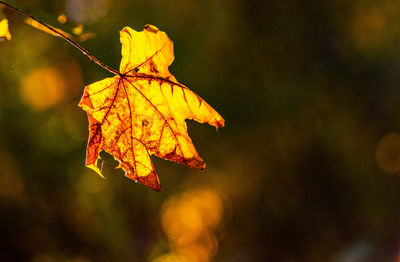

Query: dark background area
[1,0,400,261]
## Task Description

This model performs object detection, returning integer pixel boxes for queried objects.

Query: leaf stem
[0,0,120,76]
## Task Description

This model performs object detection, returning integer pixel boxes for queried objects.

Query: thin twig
[0,0,120,76]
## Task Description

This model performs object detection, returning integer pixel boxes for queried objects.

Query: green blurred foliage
[0,0,400,261]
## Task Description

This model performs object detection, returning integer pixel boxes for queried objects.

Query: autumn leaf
[0,18,11,40]
[79,24,224,191]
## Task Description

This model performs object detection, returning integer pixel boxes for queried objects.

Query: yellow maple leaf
[79,24,224,191]
[0,18,11,41]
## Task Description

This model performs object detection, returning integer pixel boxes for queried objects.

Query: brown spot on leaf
[142,119,150,127]
[149,61,159,74]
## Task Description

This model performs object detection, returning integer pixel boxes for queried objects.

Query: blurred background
[0,0,400,261]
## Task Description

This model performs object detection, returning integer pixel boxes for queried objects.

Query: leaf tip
[188,158,206,170]
[216,118,225,129]
[126,170,161,192]
[87,163,105,179]
[78,92,94,110]
[120,26,132,36]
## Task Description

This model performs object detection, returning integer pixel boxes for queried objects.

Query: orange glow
[76,32,95,41]
[158,189,223,262]
[177,244,210,262]
[57,14,68,24]
[181,190,223,229]
[79,25,224,191]
[162,197,203,245]
[20,67,66,110]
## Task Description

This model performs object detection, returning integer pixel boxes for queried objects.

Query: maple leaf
[0,18,11,41]
[79,24,224,191]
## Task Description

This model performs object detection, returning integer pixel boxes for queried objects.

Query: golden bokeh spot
[72,24,84,35]
[77,32,95,42]
[194,230,218,256]
[182,190,223,229]
[346,1,400,54]
[351,8,386,48]
[177,244,210,262]
[0,18,11,41]
[162,198,203,245]
[158,188,223,262]
[20,67,67,110]
[57,14,68,24]
[375,132,400,173]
